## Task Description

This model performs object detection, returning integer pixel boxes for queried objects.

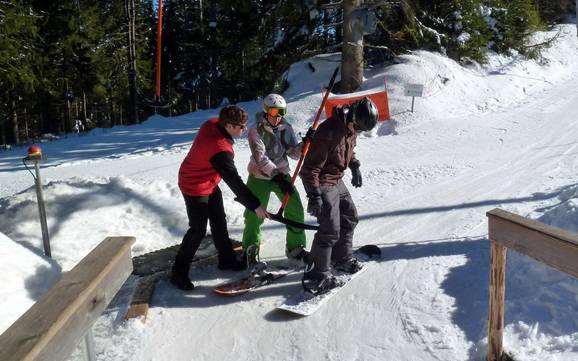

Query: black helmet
[348,97,378,131]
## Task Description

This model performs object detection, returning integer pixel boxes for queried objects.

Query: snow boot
[302,262,344,295]
[170,264,194,291]
[333,257,363,274]
[243,244,267,275]
[217,252,246,271]
[285,247,311,267]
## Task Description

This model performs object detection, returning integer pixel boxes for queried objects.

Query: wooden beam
[487,208,578,279]
[125,272,166,321]
[487,241,507,361]
[0,236,135,361]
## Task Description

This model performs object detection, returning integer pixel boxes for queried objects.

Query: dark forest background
[0,0,575,146]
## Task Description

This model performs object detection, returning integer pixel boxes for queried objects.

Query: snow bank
[0,232,60,334]
[0,177,191,270]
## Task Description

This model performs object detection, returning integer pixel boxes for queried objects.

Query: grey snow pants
[309,180,359,276]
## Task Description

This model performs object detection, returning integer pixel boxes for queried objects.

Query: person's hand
[351,167,362,188]
[350,160,362,188]
[272,173,294,195]
[307,191,323,217]
[302,127,316,144]
[254,206,270,219]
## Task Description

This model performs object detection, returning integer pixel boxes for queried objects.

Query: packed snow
[1,24,578,361]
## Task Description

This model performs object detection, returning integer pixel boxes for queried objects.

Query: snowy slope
[1,24,578,361]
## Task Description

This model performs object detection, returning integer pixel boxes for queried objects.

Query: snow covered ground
[1,24,578,361]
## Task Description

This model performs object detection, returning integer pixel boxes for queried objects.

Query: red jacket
[178,118,234,196]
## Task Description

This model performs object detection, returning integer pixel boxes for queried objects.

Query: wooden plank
[125,272,167,321]
[487,208,578,279]
[488,208,578,246]
[0,236,135,361]
[487,241,507,361]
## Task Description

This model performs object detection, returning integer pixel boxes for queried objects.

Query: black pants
[174,187,237,270]
[309,180,359,275]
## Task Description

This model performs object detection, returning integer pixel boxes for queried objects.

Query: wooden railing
[0,236,135,361]
[486,208,578,361]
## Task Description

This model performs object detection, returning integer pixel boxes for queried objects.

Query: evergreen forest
[0,0,575,146]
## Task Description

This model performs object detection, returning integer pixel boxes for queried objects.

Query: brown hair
[218,105,248,126]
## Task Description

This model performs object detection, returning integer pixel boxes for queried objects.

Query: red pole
[155,0,163,100]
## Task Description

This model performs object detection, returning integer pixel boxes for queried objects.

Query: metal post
[82,328,97,361]
[33,160,51,258]
[411,96,415,112]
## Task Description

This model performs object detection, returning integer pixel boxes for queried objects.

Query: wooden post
[488,240,507,361]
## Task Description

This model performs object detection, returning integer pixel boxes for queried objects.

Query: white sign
[404,83,424,97]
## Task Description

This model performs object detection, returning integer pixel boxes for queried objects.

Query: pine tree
[0,0,39,144]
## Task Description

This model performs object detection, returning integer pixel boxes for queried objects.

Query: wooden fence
[0,236,135,361]
[486,208,578,361]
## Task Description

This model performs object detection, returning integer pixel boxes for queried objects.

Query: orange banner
[324,89,390,121]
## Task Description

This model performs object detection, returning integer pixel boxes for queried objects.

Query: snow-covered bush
[367,0,547,63]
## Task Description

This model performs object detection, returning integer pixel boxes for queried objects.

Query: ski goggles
[267,107,287,117]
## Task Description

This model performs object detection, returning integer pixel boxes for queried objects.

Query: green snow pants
[242,175,306,253]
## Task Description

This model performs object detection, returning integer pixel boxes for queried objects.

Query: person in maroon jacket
[299,97,379,295]
[171,105,269,291]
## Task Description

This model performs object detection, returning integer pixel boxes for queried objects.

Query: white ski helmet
[263,94,287,116]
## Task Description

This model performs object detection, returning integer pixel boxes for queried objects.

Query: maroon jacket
[300,109,358,190]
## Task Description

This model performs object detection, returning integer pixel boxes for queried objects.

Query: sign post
[404,83,424,112]
[23,145,51,258]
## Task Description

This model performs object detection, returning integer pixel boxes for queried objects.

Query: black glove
[307,189,323,217]
[350,160,362,188]
[302,127,316,144]
[272,173,294,195]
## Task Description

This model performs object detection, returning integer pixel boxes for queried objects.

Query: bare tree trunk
[210,0,217,108]
[341,0,364,93]
[66,97,72,133]
[125,0,139,124]
[11,98,19,144]
[1,118,5,145]
[95,105,102,128]
[23,107,29,141]
[109,100,115,126]
[83,91,87,123]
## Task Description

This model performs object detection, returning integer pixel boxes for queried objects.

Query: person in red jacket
[171,105,269,291]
